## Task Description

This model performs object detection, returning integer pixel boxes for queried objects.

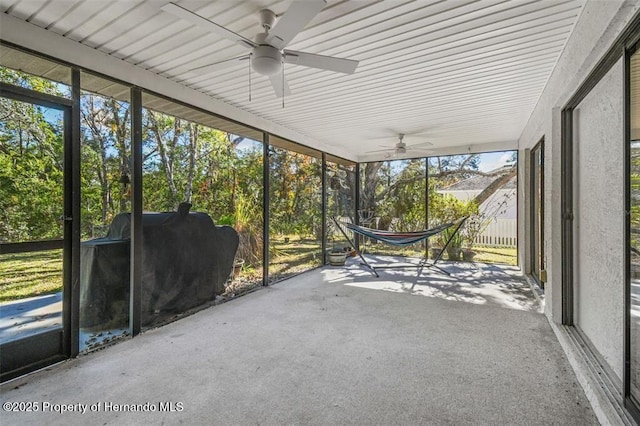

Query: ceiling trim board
[357,139,519,163]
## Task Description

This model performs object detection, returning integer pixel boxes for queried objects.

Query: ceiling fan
[366,134,434,158]
[161,0,359,98]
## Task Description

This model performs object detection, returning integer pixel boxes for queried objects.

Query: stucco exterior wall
[516,0,639,323]
[573,59,624,381]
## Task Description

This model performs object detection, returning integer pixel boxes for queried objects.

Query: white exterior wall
[517,0,639,326]
[573,60,624,380]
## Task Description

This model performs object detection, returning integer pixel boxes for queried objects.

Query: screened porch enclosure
[3,0,640,423]
[0,43,520,381]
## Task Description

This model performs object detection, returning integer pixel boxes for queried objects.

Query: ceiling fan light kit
[161,0,359,99]
[251,45,281,76]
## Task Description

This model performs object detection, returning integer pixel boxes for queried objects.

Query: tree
[80,94,131,225]
[359,153,517,234]
[145,111,181,207]
[268,147,322,237]
[472,166,517,206]
[0,70,65,242]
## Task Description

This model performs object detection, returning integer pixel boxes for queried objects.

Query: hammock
[331,216,468,277]
[341,221,454,247]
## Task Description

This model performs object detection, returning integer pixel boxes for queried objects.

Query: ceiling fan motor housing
[396,135,406,154]
[258,9,277,31]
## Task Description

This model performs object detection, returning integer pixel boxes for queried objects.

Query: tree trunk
[109,99,130,212]
[185,123,198,203]
[227,134,238,210]
[148,112,179,206]
[360,162,383,212]
[82,97,110,223]
[100,136,109,223]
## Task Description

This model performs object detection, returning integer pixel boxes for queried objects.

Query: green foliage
[141,110,265,268]
[217,214,235,226]
[359,158,480,234]
[359,152,517,260]
[80,93,131,237]
[0,94,65,242]
[1,68,518,293]
[269,147,322,237]
[429,192,479,225]
[359,159,426,232]
[0,67,71,98]
[1,69,269,279]
[428,193,478,249]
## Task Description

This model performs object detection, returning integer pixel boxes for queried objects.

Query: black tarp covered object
[80,205,239,328]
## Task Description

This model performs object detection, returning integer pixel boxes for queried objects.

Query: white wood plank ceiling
[0,0,585,161]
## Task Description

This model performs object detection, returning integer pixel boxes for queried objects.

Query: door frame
[0,82,79,381]
[530,138,545,287]
[625,39,640,422]
[560,9,640,421]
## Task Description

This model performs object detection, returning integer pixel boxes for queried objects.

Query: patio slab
[0,261,596,425]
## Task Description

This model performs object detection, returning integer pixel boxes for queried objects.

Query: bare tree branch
[472,167,517,206]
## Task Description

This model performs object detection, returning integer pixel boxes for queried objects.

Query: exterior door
[0,90,73,381]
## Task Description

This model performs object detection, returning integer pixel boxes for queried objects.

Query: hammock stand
[331,216,468,277]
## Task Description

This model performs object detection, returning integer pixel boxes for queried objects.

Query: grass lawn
[472,247,518,265]
[0,250,63,303]
[269,235,323,280]
[354,242,517,266]
[0,239,517,303]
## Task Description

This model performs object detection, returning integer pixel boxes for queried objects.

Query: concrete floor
[0,259,597,425]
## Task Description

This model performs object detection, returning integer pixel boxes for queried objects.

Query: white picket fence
[473,218,517,248]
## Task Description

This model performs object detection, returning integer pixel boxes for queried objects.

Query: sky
[477,151,516,172]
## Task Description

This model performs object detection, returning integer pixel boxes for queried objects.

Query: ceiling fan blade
[265,0,326,50]
[269,73,292,98]
[284,50,358,74]
[365,148,394,154]
[162,3,256,49]
[368,135,399,141]
[408,141,434,147]
[386,127,437,136]
[189,55,250,74]
[407,148,434,154]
